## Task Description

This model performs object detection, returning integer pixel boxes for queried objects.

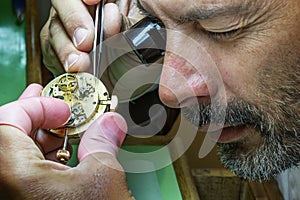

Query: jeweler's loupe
[123,16,166,65]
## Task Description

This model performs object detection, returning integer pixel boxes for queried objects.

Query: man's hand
[40,0,131,76]
[0,84,132,199]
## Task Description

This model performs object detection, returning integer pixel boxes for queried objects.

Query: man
[4,0,298,198]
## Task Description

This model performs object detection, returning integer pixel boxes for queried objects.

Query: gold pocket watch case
[41,72,117,138]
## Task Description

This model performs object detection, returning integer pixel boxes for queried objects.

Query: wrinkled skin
[40,0,300,182]
[0,84,132,199]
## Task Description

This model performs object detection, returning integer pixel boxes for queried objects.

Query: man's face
[138,0,300,180]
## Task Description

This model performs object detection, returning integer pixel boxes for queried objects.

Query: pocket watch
[41,72,117,163]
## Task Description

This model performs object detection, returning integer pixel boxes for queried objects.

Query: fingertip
[50,98,72,126]
[19,84,43,100]
[78,112,127,162]
[106,112,128,137]
[29,83,44,90]
[0,97,71,135]
[104,3,121,38]
[83,0,101,6]
[32,97,71,130]
[96,112,128,147]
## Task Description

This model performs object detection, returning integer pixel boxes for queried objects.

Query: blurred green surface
[0,0,26,106]
[120,146,182,200]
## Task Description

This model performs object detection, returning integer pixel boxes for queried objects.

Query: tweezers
[92,0,105,77]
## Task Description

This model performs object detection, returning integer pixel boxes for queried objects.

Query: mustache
[182,98,268,133]
[183,97,299,137]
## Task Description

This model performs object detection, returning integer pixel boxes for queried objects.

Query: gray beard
[182,98,300,181]
[218,129,299,181]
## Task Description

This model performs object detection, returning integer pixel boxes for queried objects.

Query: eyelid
[207,29,241,40]
[208,29,243,41]
[193,20,245,41]
[194,22,243,41]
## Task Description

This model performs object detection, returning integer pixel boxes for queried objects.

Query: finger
[48,8,91,72]
[40,15,65,76]
[78,112,127,162]
[18,84,43,100]
[104,3,121,38]
[117,0,130,15]
[83,0,100,5]
[0,97,70,135]
[17,85,73,162]
[83,0,116,6]
[51,0,94,51]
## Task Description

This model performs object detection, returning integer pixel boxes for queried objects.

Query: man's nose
[159,51,218,108]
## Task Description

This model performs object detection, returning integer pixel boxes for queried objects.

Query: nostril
[159,82,211,108]
[158,85,181,108]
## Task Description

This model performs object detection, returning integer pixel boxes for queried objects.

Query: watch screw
[56,131,70,164]
[56,149,71,164]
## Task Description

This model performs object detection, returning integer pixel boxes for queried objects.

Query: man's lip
[199,124,247,143]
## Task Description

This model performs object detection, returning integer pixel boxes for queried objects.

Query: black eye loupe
[123,16,166,65]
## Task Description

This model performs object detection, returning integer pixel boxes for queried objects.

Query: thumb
[0,97,70,135]
[74,112,132,199]
[18,83,43,99]
[78,112,127,162]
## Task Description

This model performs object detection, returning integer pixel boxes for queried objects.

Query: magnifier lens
[123,16,166,65]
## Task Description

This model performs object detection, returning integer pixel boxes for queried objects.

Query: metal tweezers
[92,0,105,77]
[57,1,105,164]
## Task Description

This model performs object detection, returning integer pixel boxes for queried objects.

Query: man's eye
[204,28,242,41]
[194,22,242,41]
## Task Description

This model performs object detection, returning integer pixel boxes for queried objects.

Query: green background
[0,0,26,106]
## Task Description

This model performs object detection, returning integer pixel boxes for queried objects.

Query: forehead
[140,0,260,6]
[140,0,268,18]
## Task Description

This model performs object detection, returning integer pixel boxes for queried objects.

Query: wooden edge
[25,0,42,85]
[191,168,243,200]
[249,179,284,199]
[173,155,200,200]
[192,168,283,200]
[263,179,284,200]
[248,181,269,200]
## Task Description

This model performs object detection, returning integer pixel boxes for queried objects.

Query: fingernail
[73,28,88,47]
[65,53,80,71]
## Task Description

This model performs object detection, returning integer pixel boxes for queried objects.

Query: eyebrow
[137,0,256,23]
[179,2,255,22]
